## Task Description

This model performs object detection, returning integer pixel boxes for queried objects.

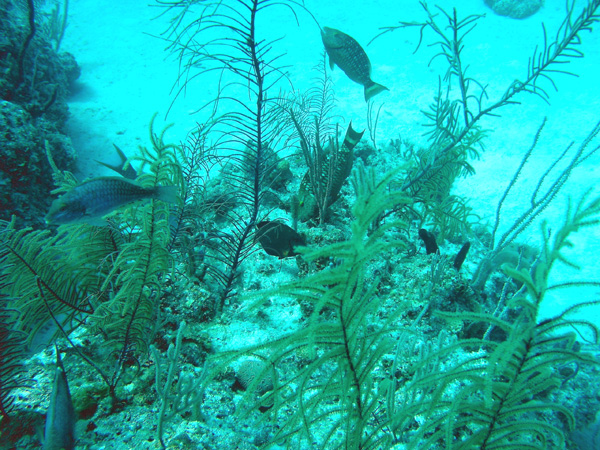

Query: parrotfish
[297,122,364,222]
[45,177,177,225]
[321,26,388,101]
[44,346,76,450]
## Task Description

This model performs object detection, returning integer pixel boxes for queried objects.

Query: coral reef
[0,100,75,226]
[0,0,599,449]
[0,0,79,226]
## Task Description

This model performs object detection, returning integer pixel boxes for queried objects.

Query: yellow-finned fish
[321,26,388,101]
[45,177,177,225]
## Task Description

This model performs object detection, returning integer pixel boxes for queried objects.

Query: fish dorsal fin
[95,144,138,180]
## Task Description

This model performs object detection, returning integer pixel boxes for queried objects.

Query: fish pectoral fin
[329,56,335,70]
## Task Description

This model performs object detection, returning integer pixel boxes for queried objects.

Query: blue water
[62,0,600,321]
[3,0,600,448]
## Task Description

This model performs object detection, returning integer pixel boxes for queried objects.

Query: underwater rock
[0,0,80,226]
[0,100,76,226]
[484,0,543,19]
[266,158,293,192]
[235,359,274,395]
[234,359,274,412]
[0,0,80,125]
[242,144,293,192]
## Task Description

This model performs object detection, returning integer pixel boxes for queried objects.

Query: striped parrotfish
[297,122,364,222]
[321,26,388,101]
[45,177,177,225]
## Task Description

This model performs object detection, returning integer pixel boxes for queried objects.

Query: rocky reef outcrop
[0,0,79,226]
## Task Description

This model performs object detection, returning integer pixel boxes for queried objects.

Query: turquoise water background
[61,0,600,323]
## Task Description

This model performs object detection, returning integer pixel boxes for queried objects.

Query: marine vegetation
[0,118,181,410]
[293,120,364,223]
[0,281,28,419]
[173,163,600,449]
[1,0,600,449]
[374,0,600,241]
[157,0,304,312]
[471,118,600,291]
[0,0,79,226]
[389,192,600,449]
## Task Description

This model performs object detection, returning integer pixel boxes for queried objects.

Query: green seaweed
[0,117,181,404]
[159,0,302,310]
[377,0,600,241]
[192,163,411,449]
[151,321,205,449]
[0,283,28,420]
[395,193,600,449]
[191,162,600,449]
[2,1,598,447]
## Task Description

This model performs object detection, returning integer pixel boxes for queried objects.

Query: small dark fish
[321,26,388,101]
[44,346,75,450]
[418,228,439,255]
[46,177,177,225]
[95,144,137,180]
[298,122,364,222]
[256,221,306,259]
[453,242,471,271]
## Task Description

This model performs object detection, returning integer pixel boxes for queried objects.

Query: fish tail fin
[154,185,178,204]
[364,81,388,102]
[344,121,365,148]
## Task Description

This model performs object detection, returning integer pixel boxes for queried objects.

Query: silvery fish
[321,26,388,101]
[298,122,364,222]
[45,177,177,225]
[44,346,76,450]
